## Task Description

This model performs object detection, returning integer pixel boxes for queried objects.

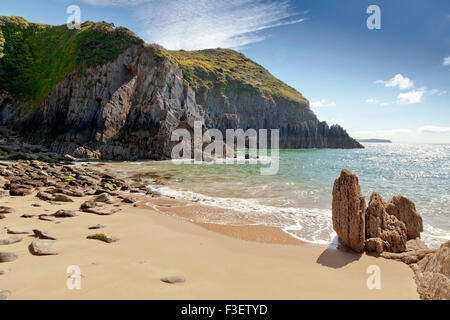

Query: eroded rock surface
[332,169,366,253]
[365,193,407,253]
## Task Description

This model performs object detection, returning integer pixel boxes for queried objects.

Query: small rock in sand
[54,209,77,218]
[0,269,10,275]
[0,290,10,300]
[33,229,56,240]
[0,214,5,220]
[88,224,106,230]
[29,239,58,256]
[160,275,185,284]
[32,204,41,207]
[83,208,121,216]
[0,236,22,245]
[86,233,119,243]
[0,206,14,214]
[122,197,137,204]
[0,252,18,263]
[52,194,74,202]
[21,214,35,219]
[7,228,33,235]
[39,215,55,222]
[94,193,116,204]
[36,191,54,201]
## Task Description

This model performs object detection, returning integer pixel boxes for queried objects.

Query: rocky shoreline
[332,169,449,300]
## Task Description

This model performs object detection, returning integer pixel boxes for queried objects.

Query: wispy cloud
[417,126,450,134]
[443,56,450,66]
[397,88,425,104]
[375,73,414,90]
[365,98,378,104]
[430,88,447,96]
[75,0,307,50]
[310,99,336,108]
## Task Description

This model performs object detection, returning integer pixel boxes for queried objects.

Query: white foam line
[144,185,450,248]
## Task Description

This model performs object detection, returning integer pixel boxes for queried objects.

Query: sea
[107,143,450,249]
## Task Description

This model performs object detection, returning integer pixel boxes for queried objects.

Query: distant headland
[357,139,392,143]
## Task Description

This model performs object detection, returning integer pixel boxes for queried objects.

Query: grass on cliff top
[0,16,143,108]
[168,49,307,104]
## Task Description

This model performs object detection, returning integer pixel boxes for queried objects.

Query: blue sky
[1,0,449,143]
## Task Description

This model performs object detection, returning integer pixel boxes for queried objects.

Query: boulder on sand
[332,169,366,253]
[385,196,423,239]
[365,193,407,253]
[29,239,58,256]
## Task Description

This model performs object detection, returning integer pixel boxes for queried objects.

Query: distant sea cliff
[0,17,362,160]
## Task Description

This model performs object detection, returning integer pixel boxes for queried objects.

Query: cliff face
[0,17,362,160]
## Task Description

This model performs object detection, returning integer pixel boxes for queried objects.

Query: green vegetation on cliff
[0,16,306,108]
[169,49,308,104]
[0,16,142,107]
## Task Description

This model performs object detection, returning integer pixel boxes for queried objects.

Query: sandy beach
[0,190,419,300]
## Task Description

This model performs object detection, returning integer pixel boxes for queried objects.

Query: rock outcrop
[385,196,423,239]
[332,169,423,254]
[332,169,449,300]
[0,17,362,161]
[332,169,366,253]
[410,241,450,300]
[365,193,407,253]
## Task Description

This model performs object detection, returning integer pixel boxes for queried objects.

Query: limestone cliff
[0,17,362,160]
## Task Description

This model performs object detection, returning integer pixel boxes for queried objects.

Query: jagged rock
[54,209,77,218]
[160,275,185,284]
[87,233,119,243]
[29,239,58,256]
[0,236,22,245]
[332,169,366,253]
[412,241,450,300]
[0,22,361,162]
[0,206,14,214]
[365,193,407,253]
[385,196,423,239]
[0,252,18,263]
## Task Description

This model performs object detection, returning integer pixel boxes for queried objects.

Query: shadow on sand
[316,237,362,269]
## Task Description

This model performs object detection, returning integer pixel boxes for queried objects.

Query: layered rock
[332,169,366,253]
[365,193,407,253]
[0,18,362,161]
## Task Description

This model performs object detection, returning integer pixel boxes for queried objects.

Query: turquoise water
[109,143,450,248]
